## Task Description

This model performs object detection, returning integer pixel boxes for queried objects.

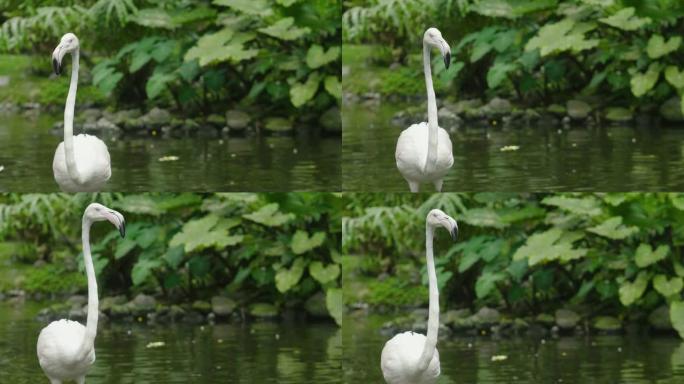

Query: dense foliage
[0,193,342,324]
[0,0,341,118]
[343,193,684,337]
[343,0,684,113]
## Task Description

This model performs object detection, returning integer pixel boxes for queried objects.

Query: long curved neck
[78,216,98,358]
[417,223,439,372]
[64,49,82,183]
[423,42,438,172]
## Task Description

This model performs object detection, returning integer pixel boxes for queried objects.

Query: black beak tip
[444,52,451,70]
[119,221,126,238]
[52,58,61,76]
[451,227,458,241]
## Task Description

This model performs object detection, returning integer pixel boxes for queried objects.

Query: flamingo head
[424,27,451,69]
[426,209,458,240]
[52,33,79,75]
[84,203,126,238]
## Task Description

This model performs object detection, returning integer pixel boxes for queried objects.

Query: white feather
[53,134,111,192]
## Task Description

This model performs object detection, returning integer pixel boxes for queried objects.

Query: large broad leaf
[653,275,683,298]
[243,203,294,227]
[326,288,343,326]
[525,18,598,56]
[670,301,684,338]
[290,73,321,107]
[587,217,638,239]
[169,214,243,253]
[630,63,661,97]
[486,62,516,88]
[513,228,587,266]
[275,257,307,293]
[309,261,340,285]
[618,271,649,306]
[599,7,651,31]
[213,0,271,15]
[258,17,310,40]
[185,29,259,66]
[635,243,669,267]
[131,8,175,29]
[665,66,684,89]
[132,259,162,285]
[324,76,341,99]
[469,0,556,19]
[541,195,602,216]
[291,230,326,254]
[647,35,681,59]
[461,208,506,228]
[306,45,340,69]
[475,272,506,299]
[146,72,174,99]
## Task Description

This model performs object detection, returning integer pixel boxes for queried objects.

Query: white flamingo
[381,209,458,384]
[37,203,125,384]
[395,28,454,192]
[52,33,111,192]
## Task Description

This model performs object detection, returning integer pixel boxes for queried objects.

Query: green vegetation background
[0,193,342,325]
[0,0,341,119]
[343,0,684,116]
[343,193,684,337]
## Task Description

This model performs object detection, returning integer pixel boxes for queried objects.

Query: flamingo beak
[107,210,126,238]
[441,41,451,70]
[52,45,64,75]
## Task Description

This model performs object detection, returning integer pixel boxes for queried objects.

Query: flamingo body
[53,134,111,192]
[37,319,95,383]
[396,122,453,186]
[381,331,440,384]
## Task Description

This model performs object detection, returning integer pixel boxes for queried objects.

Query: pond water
[0,113,341,192]
[343,314,684,383]
[343,102,684,191]
[0,302,341,384]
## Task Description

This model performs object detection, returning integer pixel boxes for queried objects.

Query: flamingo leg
[408,181,420,193]
[433,179,443,192]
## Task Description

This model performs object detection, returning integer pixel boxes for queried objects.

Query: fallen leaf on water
[500,145,520,152]
[158,156,179,162]
[491,355,508,362]
[146,341,165,348]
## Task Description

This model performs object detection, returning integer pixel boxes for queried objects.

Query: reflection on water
[343,314,684,383]
[0,114,341,191]
[343,102,684,191]
[0,302,341,384]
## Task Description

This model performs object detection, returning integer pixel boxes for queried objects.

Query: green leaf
[130,52,152,73]
[290,72,321,108]
[665,66,684,89]
[587,217,638,240]
[130,8,175,29]
[169,214,243,253]
[115,238,137,259]
[618,271,649,306]
[542,195,602,216]
[469,0,556,19]
[525,18,598,56]
[95,72,123,95]
[163,245,184,268]
[309,261,340,285]
[635,243,669,268]
[670,301,684,338]
[306,45,340,69]
[475,272,505,299]
[243,203,294,227]
[324,76,341,99]
[275,257,307,293]
[513,228,587,266]
[258,17,310,40]
[184,29,259,66]
[132,259,162,285]
[599,7,651,31]
[213,0,271,15]
[461,208,506,228]
[326,288,343,326]
[653,275,683,298]
[146,72,174,99]
[647,35,681,59]
[291,230,326,254]
[486,62,515,88]
[630,63,661,97]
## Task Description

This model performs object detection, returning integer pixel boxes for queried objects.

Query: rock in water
[320,107,341,133]
[211,296,237,317]
[249,303,279,318]
[225,110,251,131]
[555,309,580,330]
[592,316,622,332]
[264,117,293,133]
[660,96,684,122]
[648,305,673,331]
[566,100,591,120]
[604,107,633,123]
